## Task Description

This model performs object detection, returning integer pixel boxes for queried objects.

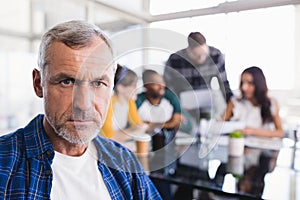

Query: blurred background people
[102,64,145,143]
[136,69,182,148]
[222,66,284,138]
[164,32,233,103]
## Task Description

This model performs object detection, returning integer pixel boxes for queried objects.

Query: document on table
[217,136,283,150]
[200,120,246,135]
[175,131,197,145]
[244,136,283,150]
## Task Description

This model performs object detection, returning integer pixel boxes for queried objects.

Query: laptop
[180,89,212,110]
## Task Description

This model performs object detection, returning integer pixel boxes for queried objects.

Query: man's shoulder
[209,46,222,56]
[93,136,144,173]
[163,89,181,112]
[0,129,25,168]
[93,138,162,199]
[136,92,147,108]
[169,49,187,60]
[0,129,24,151]
[164,89,180,103]
[137,92,146,99]
[164,88,177,98]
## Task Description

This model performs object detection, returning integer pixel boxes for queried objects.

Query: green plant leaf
[229,130,244,138]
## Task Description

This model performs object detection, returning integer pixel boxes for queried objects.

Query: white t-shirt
[50,142,111,200]
[138,98,174,123]
[230,97,276,130]
[112,100,129,131]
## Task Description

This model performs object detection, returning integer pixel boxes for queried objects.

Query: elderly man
[0,21,161,199]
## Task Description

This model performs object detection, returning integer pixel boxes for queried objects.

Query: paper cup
[228,137,244,157]
[137,155,150,174]
[134,134,151,156]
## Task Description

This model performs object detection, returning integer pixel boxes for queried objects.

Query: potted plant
[228,131,245,157]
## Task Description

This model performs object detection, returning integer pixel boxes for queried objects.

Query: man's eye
[93,81,107,87]
[60,79,74,86]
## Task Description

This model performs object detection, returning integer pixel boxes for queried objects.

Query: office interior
[1,0,300,134]
[0,1,300,199]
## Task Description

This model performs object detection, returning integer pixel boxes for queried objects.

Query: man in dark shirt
[164,32,233,103]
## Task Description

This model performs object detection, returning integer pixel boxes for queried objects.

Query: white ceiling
[1,0,300,38]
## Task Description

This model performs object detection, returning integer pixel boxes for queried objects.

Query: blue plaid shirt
[0,114,162,200]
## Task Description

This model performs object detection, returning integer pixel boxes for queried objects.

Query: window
[150,0,226,15]
[150,5,295,90]
[0,52,43,134]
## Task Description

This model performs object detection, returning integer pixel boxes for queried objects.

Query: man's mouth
[67,119,94,126]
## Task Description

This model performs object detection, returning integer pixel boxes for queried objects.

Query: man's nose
[73,85,93,111]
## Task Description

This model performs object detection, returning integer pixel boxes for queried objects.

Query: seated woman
[222,66,284,138]
[101,64,145,142]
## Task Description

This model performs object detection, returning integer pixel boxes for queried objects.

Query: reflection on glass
[237,149,278,197]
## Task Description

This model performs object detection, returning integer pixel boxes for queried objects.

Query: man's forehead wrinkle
[54,54,113,72]
[49,41,113,61]
[64,52,112,61]
[76,72,108,80]
[75,67,113,82]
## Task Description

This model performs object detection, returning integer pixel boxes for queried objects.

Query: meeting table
[133,133,300,200]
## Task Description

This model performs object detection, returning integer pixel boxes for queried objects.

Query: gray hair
[38,20,114,73]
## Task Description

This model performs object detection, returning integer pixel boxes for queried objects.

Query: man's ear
[32,69,43,98]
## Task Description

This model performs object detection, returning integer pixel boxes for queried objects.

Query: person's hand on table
[237,126,284,138]
[145,122,164,133]
[136,123,149,131]
[239,127,254,136]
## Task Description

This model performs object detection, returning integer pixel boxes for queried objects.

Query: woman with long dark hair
[222,67,284,137]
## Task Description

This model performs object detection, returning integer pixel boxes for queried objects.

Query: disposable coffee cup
[134,134,151,156]
[137,155,150,174]
[228,131,244,157]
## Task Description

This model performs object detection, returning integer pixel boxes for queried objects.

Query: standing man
[0,21,161,200]
[164,32,233,103]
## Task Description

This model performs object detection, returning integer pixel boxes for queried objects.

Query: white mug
[228,137,244,157]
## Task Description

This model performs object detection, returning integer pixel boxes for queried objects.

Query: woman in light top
[102,64,144,141]
[222,67,284,138]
